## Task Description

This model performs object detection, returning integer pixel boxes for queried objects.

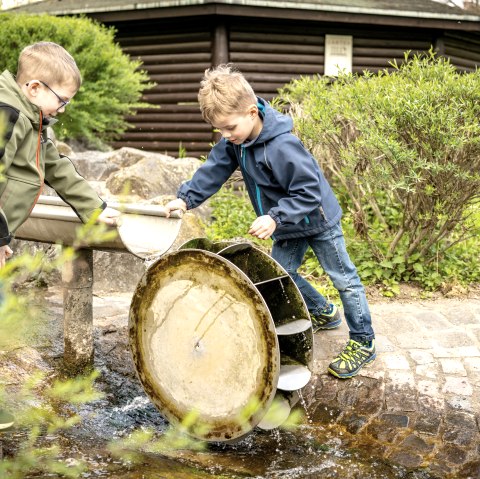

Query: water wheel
[129,239,313,442]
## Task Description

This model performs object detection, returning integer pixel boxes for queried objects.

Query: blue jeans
[271,222,374,342]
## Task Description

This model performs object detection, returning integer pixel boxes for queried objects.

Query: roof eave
[9,0,480,30]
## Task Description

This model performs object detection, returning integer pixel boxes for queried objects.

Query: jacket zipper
[29,111,44,214]
[319,206,327,221]
[241,146,265,216]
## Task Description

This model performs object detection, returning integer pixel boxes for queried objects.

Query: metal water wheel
[129,238,313,442]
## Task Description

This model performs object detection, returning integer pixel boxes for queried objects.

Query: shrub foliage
[0,13,151,145]
[276,52,480,289]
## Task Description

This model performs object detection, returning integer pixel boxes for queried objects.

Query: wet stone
[443,412,479,446]
[413,412,442,436]
[366,419,403,444]
[428,460,452,478]
[313,375,338,402]
[311,404,343,424]
[435,445,467,465]
[388,450,423,469]
[385,383,417,412]
[400,434,435,455]
[446,395,472,412]
[381,413,410,428]
[456,460,480,479]
[338,413,369,434]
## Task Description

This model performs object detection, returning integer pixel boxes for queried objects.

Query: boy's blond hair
[16,42,82,90]
[198,64,256,124]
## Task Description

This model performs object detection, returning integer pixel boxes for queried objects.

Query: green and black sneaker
[311,303,342,332]
[0,409,15,431]
[328,339,376,379]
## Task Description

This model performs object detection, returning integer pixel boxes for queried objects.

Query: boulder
[105,151,202,199]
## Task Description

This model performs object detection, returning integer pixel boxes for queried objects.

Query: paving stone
[415,363,439,379]
[365,419,403,444]
[433,346,480,358]
[418,394,444,411]
[464,357,480,374]
[456,460,480,479]
[440,358,467,376]
[313,375,339,402]
[414,311,452,330]
[393,332,436,349]
[443,415,479,447]
[446,308,479,326]
[433,331,477,348]
[400,433,435,454]
[338,413,369,434]
[387,370,415,386]
[417,380,440,398]
[442,376,473,396]
[311,404,343,424]
[387,450,423,469]
[414,411,442,436]
[380,352,410,370]
[380,413,410,428]
[446,396,473,412]
[435,444,468,465]
[376,316,419,336]
[375,334,396,353]
[410,350,435,365]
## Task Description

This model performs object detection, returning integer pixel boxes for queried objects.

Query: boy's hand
[248,215,276,240]
[164,198,187,218]
[97,207,122,226]
[0,245,13,268]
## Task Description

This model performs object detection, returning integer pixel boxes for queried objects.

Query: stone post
[62,248,94,374]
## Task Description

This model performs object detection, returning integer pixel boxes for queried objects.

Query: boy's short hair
[16,42,82,90]
[198,64,256,124]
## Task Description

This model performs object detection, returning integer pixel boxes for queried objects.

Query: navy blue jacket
[178,97,342,240]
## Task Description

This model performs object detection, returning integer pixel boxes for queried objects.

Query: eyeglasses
[25,80,70,110]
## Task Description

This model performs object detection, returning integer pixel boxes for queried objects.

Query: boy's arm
[43,140,107,223]
[267,135,323,226]
[175,140,238,210]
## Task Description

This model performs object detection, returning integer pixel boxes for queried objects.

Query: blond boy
[0,42,119,267]
[166,64,375,379]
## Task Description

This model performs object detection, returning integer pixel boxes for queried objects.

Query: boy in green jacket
[0,41,119,265]
[0,42,120,428]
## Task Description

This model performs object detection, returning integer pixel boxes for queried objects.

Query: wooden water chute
[129,238,313,442]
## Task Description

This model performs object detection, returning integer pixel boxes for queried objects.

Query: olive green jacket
[0,70,105,246]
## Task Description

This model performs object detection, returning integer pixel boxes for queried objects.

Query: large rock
[105,148,202,199]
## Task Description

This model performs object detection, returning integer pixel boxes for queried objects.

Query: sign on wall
[324,34,353,76]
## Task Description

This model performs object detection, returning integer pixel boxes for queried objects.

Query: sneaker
[311,303,342,332]
[0,409,14,431]
[328,339,376,379]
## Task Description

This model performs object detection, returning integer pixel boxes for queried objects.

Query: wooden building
[13,0,480,157]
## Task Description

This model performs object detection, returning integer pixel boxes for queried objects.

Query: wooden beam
[213,22,229,66]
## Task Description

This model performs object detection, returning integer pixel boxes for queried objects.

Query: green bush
[205,186,271,248]
[0,13,151,146]
[276,51,480,290]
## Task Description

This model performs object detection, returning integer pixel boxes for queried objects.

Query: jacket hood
[255,97,293,143]
[0,70,42,126]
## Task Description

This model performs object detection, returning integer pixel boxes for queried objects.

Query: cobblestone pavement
[307,296,480,478]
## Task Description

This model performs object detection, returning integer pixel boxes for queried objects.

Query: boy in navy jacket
[165,64,375,378]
